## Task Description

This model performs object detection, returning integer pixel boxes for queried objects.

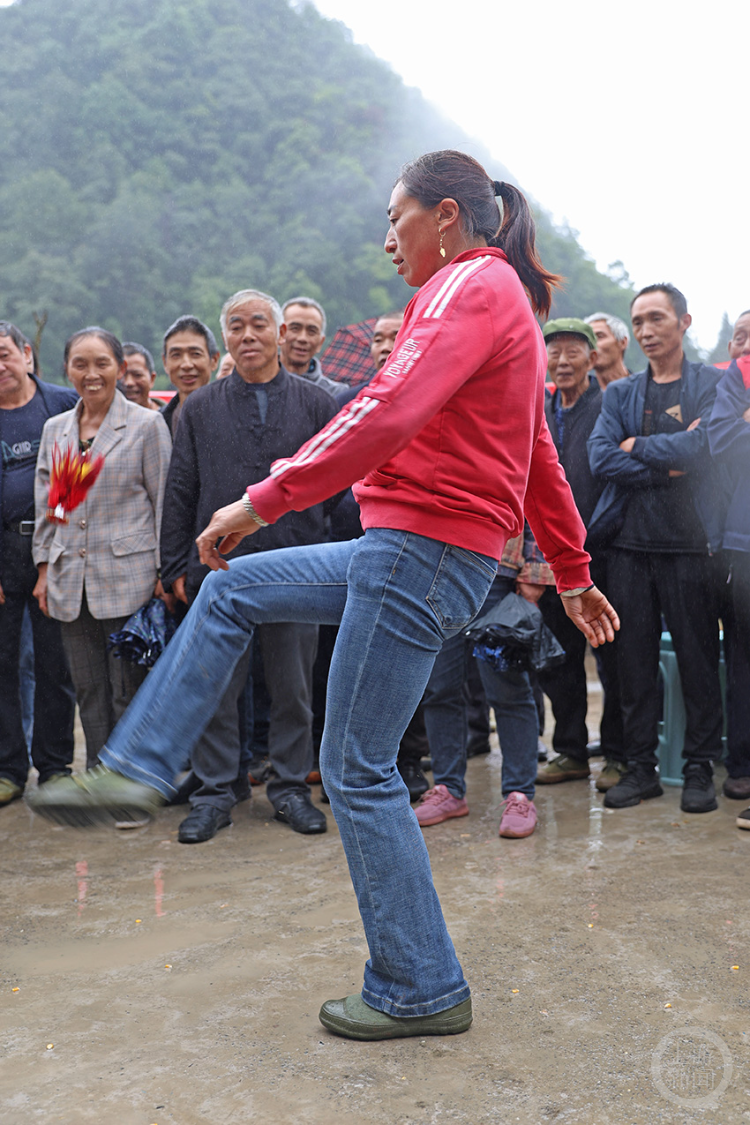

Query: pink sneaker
[415,784,469,827]
[498,792,537,838]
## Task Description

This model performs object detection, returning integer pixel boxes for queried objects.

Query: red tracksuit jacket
[248,248,591,591]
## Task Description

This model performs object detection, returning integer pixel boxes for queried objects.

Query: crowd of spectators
[1,283,748,843]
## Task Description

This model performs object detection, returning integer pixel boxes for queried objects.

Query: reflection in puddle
[154,866,165,917]
[75,859,88,916]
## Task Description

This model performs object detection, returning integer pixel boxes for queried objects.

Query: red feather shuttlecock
[46,443,105,524]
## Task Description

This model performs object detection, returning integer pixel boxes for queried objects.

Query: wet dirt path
[2,729,749,1123]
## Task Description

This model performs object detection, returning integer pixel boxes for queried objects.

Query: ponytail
[399,151,560,319]
[491,182,560,319]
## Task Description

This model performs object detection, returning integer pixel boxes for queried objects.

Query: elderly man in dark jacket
[0,322,77,805]
[159,289,338,842]
[587,284,724,814]
[535,318,625,791]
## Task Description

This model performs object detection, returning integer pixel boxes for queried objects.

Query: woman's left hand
[196,499,261,571]
[561,586,620,648]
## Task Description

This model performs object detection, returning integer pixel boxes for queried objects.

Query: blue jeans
[423,577,538,799]
[101,529,497,1016]
[422,632,469,797]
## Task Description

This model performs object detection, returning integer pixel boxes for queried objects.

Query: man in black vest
[160,289,338,842]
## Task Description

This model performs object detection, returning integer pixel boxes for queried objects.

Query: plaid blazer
[33,392,172,622]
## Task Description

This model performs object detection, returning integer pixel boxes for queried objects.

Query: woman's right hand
[196,499,261,571]
[33,563,49,617]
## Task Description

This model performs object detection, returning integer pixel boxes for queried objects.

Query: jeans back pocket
[425,545,497,631]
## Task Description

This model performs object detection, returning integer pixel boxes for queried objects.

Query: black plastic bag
[466,591,565,674]
[107,597,177,668]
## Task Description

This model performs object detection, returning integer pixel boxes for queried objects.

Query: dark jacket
[0,375,78,575]
[707,358,750,554]
[544,376,603,527]
[160,366,338,595]
[160,392,180,435]
[586,358,724,551]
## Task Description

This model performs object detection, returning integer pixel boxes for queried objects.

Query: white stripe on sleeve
[270,396,381,479]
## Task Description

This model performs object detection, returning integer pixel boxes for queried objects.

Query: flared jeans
[100,529,497,1016]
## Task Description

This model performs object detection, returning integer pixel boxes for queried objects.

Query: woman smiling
[32,328,172,768]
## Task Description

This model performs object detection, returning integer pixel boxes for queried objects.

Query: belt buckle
[19,520,35,536]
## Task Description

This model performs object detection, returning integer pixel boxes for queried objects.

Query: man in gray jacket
[280,297,344,399]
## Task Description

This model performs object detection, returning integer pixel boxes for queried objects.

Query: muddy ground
[2,695,749,1125]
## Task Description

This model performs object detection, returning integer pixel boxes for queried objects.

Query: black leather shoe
[274,793,327,834]
[397,759,430,802]
[681,762,717,813]
[178,805,232,844]
[603,765,663,808]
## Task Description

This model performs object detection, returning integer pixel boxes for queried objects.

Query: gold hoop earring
[439,229,446,258]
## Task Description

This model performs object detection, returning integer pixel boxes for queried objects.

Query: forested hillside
[0,0,643,377]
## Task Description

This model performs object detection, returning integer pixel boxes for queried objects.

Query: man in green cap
[536,318,626,790]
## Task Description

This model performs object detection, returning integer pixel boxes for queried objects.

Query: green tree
[708,312,733,365]
[0,0,645,380]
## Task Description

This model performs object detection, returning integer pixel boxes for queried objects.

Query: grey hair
[584,312,630,345]
[282,296,327,336]
[220,289,283,337]
[123,341,156,374]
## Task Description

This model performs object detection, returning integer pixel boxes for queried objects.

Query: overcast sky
[3,0,746,351]
[312,0,749,353]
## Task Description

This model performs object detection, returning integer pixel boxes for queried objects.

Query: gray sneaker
[0,777,23,806]
[26,766,163,828]
[536,755,590,784]
[595,759,628,792]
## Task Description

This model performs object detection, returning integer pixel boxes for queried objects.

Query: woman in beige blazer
[33,328,172,767]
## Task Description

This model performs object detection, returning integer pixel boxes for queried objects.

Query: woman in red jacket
[30,151,618,1040]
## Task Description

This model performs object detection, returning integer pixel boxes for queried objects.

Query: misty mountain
[0,0,645,376]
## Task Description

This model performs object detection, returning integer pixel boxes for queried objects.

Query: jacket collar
[450,246,508,266]
[640,353,695,386]
[66,388,128,456]
[549,374,600,413]
[227,364,289,395]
